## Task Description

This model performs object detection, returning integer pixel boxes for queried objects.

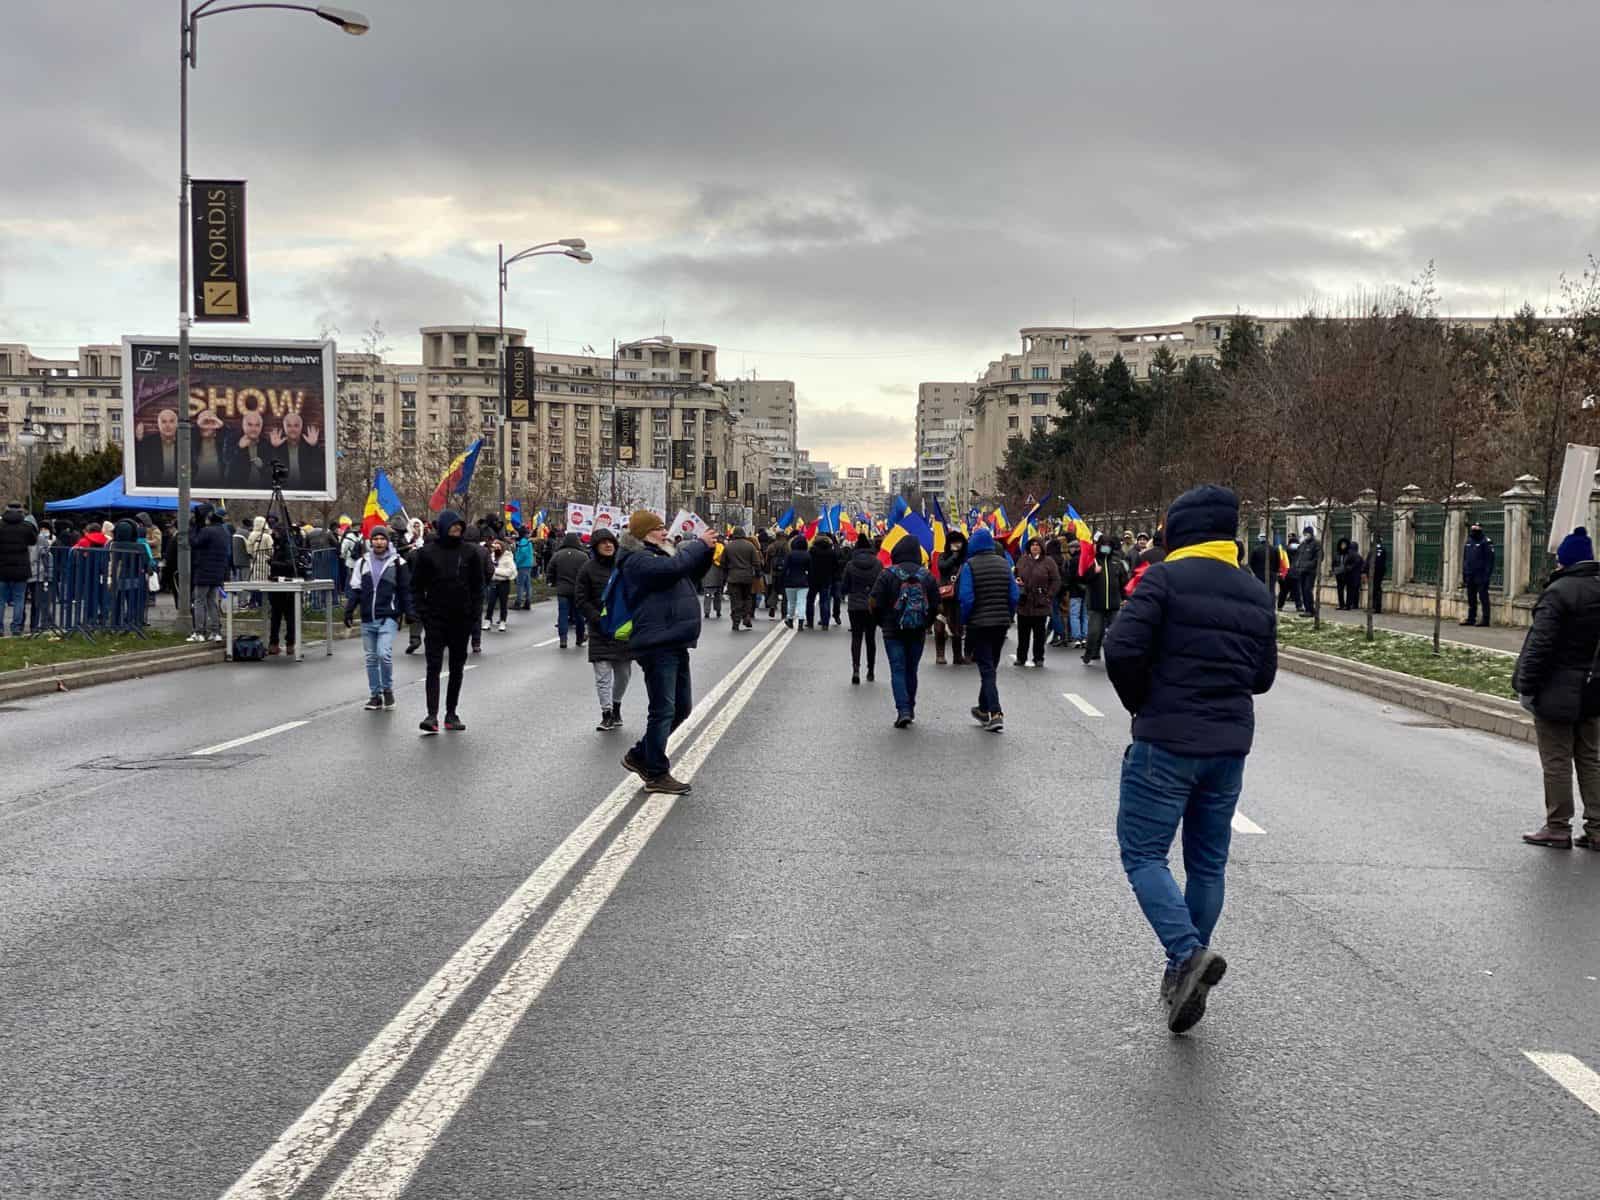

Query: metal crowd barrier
[41,546,155,640]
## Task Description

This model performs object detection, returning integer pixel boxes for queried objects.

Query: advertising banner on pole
[191,179,249,322]
[703,455,718,493]
[506,345,534,421]
[122,335,336,500]
[670,439,689,481]
[614,408,637,462]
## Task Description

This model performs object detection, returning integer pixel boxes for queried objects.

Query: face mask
[1470,530,1483,541]
[1098,545,1110,557]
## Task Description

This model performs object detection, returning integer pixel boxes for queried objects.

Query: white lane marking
[1063,692,1103,717]
[534,636,560,647]
[1525,1051,1600,1117]
[325,626,795,1198]
[220,623,787,1200]
[191,721,308,757]
[1231,812,1266,835]
[464,664,477,671]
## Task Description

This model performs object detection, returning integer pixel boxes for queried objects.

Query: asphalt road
[1,601,1596,1199]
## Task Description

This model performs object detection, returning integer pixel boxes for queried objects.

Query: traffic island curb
[0,626,363,705]
[1277,645,1534,745]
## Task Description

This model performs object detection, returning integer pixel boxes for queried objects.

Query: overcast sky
[5,0,1600,469]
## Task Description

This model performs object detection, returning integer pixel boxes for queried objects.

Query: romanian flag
[775,505,797,531]
[839,512,857,542]
[360,469,406,537]
[429,439,483,511]
[927,495,950,560]
[1065,503,1093,545]
[878,510,935,569]
[504,501,523,531]
[1005,492,1051,555]
[1277,544,1290,578]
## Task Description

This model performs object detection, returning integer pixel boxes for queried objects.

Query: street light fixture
[172,0,371,619]
[497,239,594,523]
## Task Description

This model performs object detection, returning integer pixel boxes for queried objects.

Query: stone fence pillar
[1393,484,1424,585]
[1351,488,1377,552]
[1502,475,1541,598]
[1444,482,1481,593]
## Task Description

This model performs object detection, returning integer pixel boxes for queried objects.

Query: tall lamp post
[174,1,369,618]
[17,424,58,516]
[497,239,592,526]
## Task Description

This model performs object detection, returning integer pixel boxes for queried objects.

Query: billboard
[610,467,667,514]
[122,336,337,500]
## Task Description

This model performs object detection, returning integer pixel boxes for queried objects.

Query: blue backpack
[890,565,929,631]
[598,565,635,641]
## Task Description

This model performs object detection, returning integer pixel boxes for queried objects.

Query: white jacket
[492,550,517,582]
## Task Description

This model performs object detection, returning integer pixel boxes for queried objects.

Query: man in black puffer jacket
[806,533,838,630]
[1514,527,1600,850]
[1103,484,1276,1036]
[188,503,232,642]
[0,501,37,635]
[547,530,589,647]
[410,510,483,733]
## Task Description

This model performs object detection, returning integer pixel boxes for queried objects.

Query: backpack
[890,565,929,631]
[598,566,635,641]
[231,633,267,662]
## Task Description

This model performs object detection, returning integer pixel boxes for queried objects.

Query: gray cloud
[293,255,485,343]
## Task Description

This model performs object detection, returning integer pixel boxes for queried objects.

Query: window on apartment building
[1008,415,1020,430]
[1007,395,1019,407]
[1031,366,1048,380]
[1009,367,1021,381]
[1032,415,1048,431]
[1031,393,1049,406]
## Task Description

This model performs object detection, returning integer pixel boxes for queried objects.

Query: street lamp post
[496,239,591,528]
[174,1,369,618]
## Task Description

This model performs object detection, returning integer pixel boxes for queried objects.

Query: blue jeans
[516,566,533,607]
[785,587,805,622]
[362,617,398,694]
[1049,597,1065,640]
[631,647,692,777]
[883,635,924,717]
[806,585,830,627]
[968,624,1007,714]
[557,595,585,642]
[1069,595,1087,641]
[0,580,25,633]
[1116,740,1246,969]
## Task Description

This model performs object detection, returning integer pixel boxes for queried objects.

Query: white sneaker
[210,633,224,642]
[186,632,203,643]
[497,620,507,632]
[482,618,491,630]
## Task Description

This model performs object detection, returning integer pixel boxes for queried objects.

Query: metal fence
[1467,504,1506,591]
[1412,505,1445,587]
[39,546,156,638]
[1528,504,1559,591]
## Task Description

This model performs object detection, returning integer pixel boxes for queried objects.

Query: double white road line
[221,624,794,1200]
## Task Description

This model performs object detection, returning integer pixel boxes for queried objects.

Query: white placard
[1549,443,1600,553]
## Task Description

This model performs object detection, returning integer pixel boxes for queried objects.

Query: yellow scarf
[1164,539,1240,567]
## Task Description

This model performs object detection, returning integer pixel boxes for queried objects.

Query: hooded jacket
[188,507,232,588]
[722,534,761,586]
[1513,559,1600,722]
[0,504,38,583]
[617,532,712,655]
[957,526,1019,627]
[842,544,885,612]
[807,535,838,588]
[781,536,811,589]
[346,542,413,624]
[409,509,483,623]
[27,521,53,584]
[1103,485,1277,758]
[870,537,940,635]
[575,529,629,663]
[547,531,589,598]
[245,516,274,582]
[1084,537,1129,613]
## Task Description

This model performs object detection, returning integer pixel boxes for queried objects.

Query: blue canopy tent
[44,475,193,513]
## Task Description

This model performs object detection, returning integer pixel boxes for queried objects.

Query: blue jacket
[189,520,232,587]
[1462,534,1495,585]
[513,537,535,570]
[957,527,1019,625]
[1103,486,1277,757]
[345,552,414,623]
[781,537,811,589]
[618,537,712,655]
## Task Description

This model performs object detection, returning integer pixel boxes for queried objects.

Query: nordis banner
[122,336,337,501]
[191,179,249,322]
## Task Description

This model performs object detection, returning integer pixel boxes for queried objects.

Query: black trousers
[1465,581,1491,624]
[1016,615,1048,664]
[1084,608,1115,661]
[485,579,509,622]
[848,609,877,674]
[268,592,295,646]
[424,619,471,716]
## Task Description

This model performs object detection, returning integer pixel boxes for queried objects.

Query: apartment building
[721,378,797,448]
[332,327,738,503]
[0,343,125,461]
[914,381,977,506]
[887,466,917,507]
[737,420,795,506]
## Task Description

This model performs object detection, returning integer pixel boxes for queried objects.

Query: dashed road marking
[324,625,796,1198]
[1231,812,1266,835]
[534,636,560,647]
[1524,1051,1600,1117]
[219,623,789,1200]
[191,721,307,757]
[1063,692,1103,717]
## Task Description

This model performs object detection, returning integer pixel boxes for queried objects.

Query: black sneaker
[984,712,1005,733]
[621,749,649,780]
[382,690,396,710]
[1166,948,1227,1034]
[894,714,912,729]
[970,706,989,724]
[404,641,420,655]
[596,711,613,732]
[419,716,440,735]
[444,713,466,731]
[645,772,692,795]
[364,694,384,711]
[610,703,621,724]
[866,670,874,682]
[559,640,568,649]
[851,673,860,685]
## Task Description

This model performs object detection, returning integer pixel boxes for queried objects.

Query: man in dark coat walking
[721,528,761,631]
[618,510,717,795]
[806,533,839,630]
[1514,527,1600,849]
[546,530,590,647]
[1104,484,1277,1035]
[410,509,483,734]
